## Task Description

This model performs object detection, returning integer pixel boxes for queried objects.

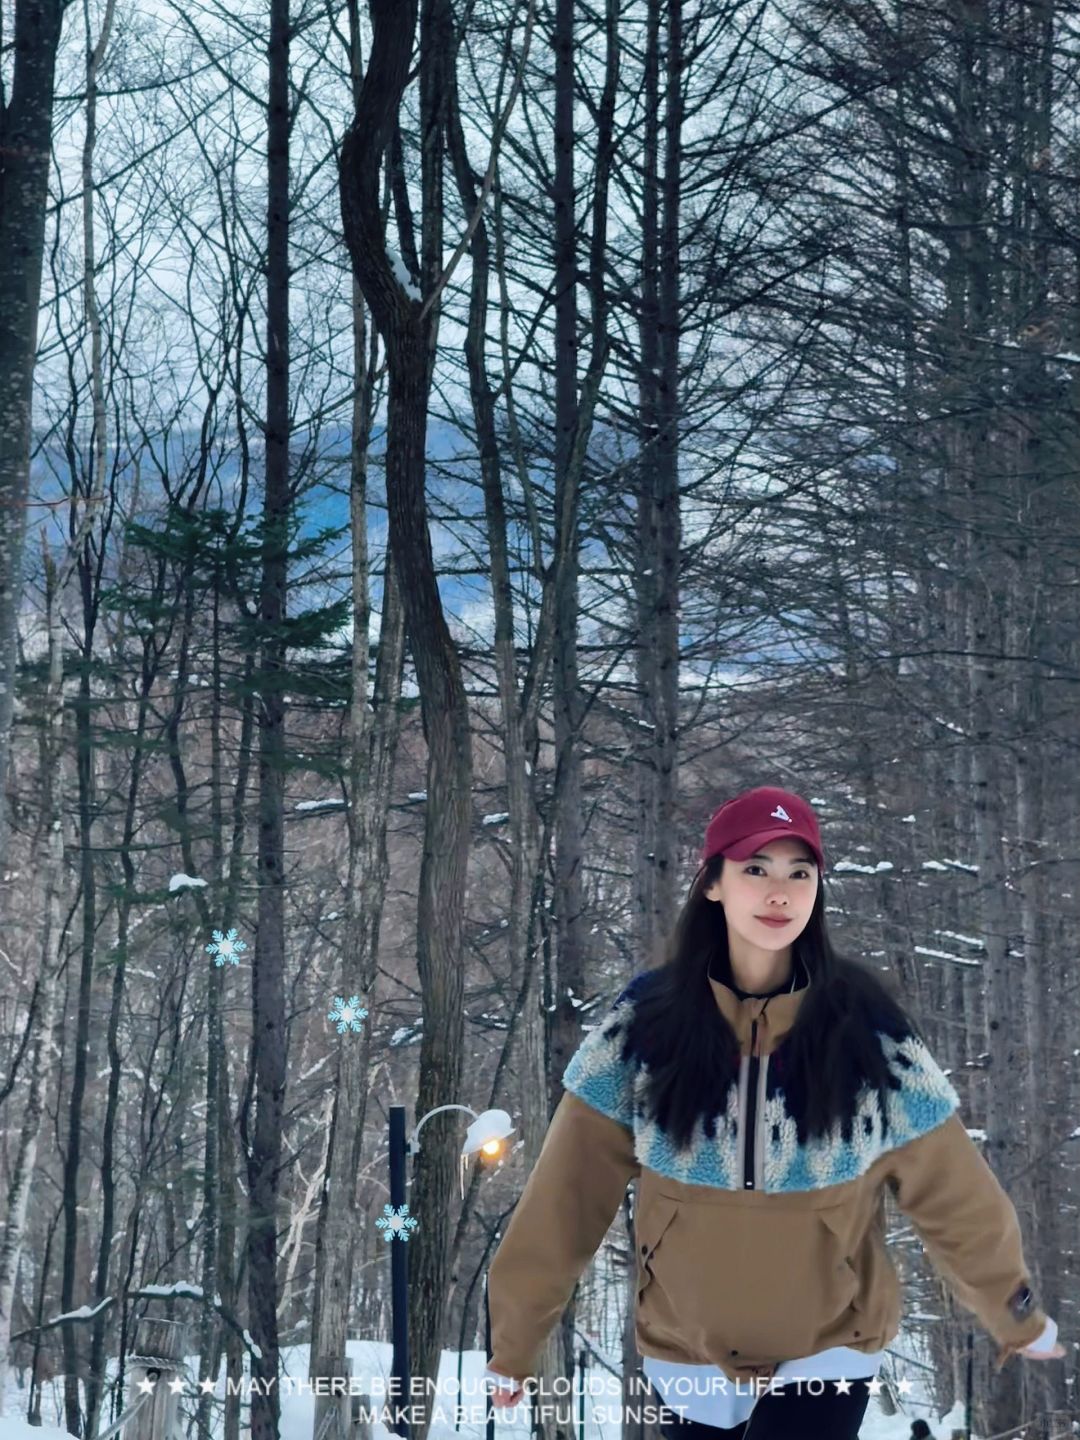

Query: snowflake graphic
[328,994,368,1034]
[205,928,247,967]
[375,1203,419,1242]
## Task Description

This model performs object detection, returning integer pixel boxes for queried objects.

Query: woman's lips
[755,915,791,927]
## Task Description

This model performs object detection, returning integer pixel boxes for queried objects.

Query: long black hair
[622,853,930,1152]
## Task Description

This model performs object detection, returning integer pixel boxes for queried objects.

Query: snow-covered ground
[8,1339,977,1440]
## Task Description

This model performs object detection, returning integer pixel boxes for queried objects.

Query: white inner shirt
[641,1345,883,1428]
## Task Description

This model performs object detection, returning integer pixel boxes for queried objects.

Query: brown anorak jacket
[487,961,1050,1388]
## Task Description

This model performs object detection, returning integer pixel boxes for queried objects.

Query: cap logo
[770,805,791,822]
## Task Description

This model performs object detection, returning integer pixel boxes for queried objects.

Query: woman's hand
[485,1367,527,1407]
[489,1382,526,1408]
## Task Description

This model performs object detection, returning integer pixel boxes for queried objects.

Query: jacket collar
[707,950,811,1053]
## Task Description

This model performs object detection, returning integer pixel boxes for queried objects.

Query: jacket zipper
[743,1018,759,1189]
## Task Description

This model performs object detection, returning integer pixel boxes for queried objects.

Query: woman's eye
[745,866,809,878]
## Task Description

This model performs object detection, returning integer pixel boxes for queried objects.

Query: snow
[131,1286,263,1358]
[387,249,422,302]
[168,873,207,892]
[0,1422,78,1440]
[921,857,978,874]
[44,1299,112,1325]
[482,812,509,826]
[934,929,984,948]
[390,1025,423,1047]
[295,799,347,811]
[3,1336,1023,1440]
[997,338,1080,364]
[914,946,981,969]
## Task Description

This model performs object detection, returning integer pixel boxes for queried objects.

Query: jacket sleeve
[881,1110,1052,1370]
[486,997,642,1381]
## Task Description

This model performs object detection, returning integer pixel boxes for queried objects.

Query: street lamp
[408,1104,516,1198]
[387,1103,516,1439]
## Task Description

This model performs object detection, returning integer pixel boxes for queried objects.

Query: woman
[484,787,1064,1438]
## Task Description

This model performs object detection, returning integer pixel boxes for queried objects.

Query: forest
[0,0,1077,1438]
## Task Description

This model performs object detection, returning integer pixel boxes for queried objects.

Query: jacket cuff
[484,1364,527,1389]
[485,1356,534,1383]
[992,1308,1054,1371]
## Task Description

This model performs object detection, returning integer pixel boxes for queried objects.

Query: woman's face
[702,836,818,951]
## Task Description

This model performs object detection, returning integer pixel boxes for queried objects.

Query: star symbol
[833,1378,853,1394]
[200,1377,217,1394]
[897,1378,914,1395]
[137,1378,156,1395]
[168,1378,185,1394]
[865,1377,885,1395]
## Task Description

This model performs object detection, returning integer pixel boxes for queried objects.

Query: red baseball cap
[701,786,826,874]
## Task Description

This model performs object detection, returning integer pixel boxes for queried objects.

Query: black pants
[654,1381,870,1440]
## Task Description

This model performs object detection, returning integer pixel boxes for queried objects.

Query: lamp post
[964,1326,973,1440]
[387,1102,515,1439]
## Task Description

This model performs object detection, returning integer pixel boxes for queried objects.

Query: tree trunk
[309,274,407,1440]
[0,536,69,1412]
[952,6,1026,1422]
[340,7,474,1438]
[69,6,118,1426]
[0,0,65,873]
[248,0,291,1431]
[627,3,683,1434]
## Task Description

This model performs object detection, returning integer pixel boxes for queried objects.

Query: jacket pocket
[636,1194,863,1364]
[816,1200,901,1348]
[634,1194,684,1354]
[815,1203,862,1321]
[635,1194,679,1298]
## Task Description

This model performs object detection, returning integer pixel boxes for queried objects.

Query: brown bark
[339,6,474,1438]
[247,0,291,1431]
[626,7,683,1434]
[0,535,68,1413]
[309,272,407,1440]
[0,0,66,873]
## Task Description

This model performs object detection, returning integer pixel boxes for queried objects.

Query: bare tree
[307,267,408,1440]
[245,0,292,1429]
[0,0,68,872]
[0,531,69,1411]
[339,5,475,1435]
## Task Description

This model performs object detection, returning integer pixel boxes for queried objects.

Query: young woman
[484,786,1064,1438]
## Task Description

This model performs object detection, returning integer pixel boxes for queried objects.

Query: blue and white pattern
[561,984,960,1193]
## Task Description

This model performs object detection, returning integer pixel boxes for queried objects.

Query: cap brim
[721,828,822,869]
